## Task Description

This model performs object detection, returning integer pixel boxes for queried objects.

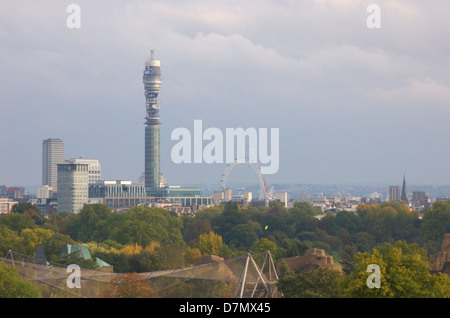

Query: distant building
[412,190,428,203]
[411,190,431,211]
[389,186,400,202]
[89,180,150,209]
[35,197,57,215]
[274,192,289,208]
[213,188,232,205]
[156,186,212,207]
[0,198,17,214]
[42,138,64,191]
[0,185,7,197]
[66,158,101,184]
[5,187,26,199]
[37,185,53,199]
[57,163,89,213]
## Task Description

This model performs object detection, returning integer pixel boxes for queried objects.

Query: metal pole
[236,253,250,298]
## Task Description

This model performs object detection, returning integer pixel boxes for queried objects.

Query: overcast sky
[1,0,449,190]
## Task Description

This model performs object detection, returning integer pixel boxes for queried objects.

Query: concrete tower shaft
[143,50,162,192]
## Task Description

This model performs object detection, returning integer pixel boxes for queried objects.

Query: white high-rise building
[57,163,89,213]
[274,192,289,208]
[42,138,64,191]
[37,185,53,199]
[66,158,101,184]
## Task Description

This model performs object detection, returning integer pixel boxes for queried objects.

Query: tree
[211,202,249,239]
[0,225,23,256]
[0,262,41,298]
[278,267,343,298]
[11,202,40,214]
[224,221,261,250]
[183,246,202,265]
[421,201,450,242]
[250,238,280,258]
[335,210,362,235]
[340,241,450,298]
[183,219,212,244]
[101,272,157,298]
[64,204,113,242]
[280,238,312,258]
[268,200,287,217]
[340,244,357,275]
[43,232,76,262]
[286,207,318,235]
[195,231,228,257]
[354,232,376,253]
[292,201,318,216]
[20,228,54,256]
[0,213,36,234]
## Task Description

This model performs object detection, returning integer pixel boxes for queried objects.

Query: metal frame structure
[221,157,268,202]
[235,251,280,298]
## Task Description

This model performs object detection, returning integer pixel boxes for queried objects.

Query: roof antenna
[151,49,154,60]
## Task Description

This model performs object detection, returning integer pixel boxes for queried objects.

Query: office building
[389,186,400,202]
[412,190,427,203]
[57,163,89,213]
[0,198,17,215]
[42,138,64,191]
[37,185,53,199]
[156,186,212,207]
[66,158,101,184]
[213,188,232,205]
[89,180,150,209]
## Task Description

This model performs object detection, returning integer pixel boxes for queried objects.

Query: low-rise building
[0,198,17,214]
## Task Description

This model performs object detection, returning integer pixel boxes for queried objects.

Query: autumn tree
[340,241,450,298]
[194,231,232,257]
[101,272,157,298]
[0,224,23,256]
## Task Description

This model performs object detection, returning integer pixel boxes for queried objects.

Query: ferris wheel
[220,158,269,201]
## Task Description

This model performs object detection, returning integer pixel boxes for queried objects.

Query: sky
[1,0,449,191]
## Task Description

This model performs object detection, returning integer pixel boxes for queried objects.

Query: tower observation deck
[143,50,162,192]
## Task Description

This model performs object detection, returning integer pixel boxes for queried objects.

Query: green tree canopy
[278,267,343,298]
[0,262,41,298]
[340,241,450,298]
[421,201,450,241]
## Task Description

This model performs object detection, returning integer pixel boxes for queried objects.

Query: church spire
[401,173,409,205]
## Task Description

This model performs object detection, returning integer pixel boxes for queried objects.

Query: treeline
[1,199,450,297]
[2,200,449,269]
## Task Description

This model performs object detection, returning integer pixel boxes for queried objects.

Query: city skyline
[1,1,449,188]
